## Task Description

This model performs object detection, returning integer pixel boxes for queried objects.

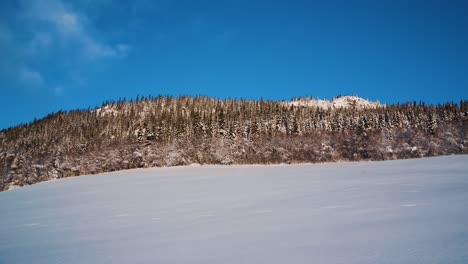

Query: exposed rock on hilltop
[1,95,467,191]
[286,95,381,109]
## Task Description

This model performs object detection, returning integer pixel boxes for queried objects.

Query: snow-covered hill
[1,155,467,263]
[3,95,465,192]
[287,95,382,109]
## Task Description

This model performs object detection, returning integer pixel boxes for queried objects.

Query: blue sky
[1,0,467,129]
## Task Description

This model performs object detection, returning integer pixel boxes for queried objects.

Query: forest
[1,95,467,191]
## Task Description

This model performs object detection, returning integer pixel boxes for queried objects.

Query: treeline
[1,96,467,191]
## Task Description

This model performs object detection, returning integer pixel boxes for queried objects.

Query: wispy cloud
[54,85,64,96]
[0,0,132,94]
[23,0,129,60]
[28,32,53,53]
[19,67,44,86]
[55,12,80,34]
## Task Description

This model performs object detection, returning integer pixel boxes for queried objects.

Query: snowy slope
[1,155,468,263]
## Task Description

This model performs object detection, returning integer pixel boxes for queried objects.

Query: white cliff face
[287,95,382,109]
[330,95,381,108]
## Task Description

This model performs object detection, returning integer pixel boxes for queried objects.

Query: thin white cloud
[19,68,44,86]
[55,12,81,34]
[116,43,131,55]
[23,0,130,60]
[0,0,133,92]
[54,85,64,96]
[27,32,53,55]
[81,35,125,59]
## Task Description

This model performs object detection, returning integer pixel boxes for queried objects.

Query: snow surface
[1,155,468,263]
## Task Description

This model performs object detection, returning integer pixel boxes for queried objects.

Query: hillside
[1,95,467,191]
[1,155,467,263]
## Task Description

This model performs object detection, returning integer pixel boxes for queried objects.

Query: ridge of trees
[1,96,467,191]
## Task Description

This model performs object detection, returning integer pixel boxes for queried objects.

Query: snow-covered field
[1,155,468,263]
